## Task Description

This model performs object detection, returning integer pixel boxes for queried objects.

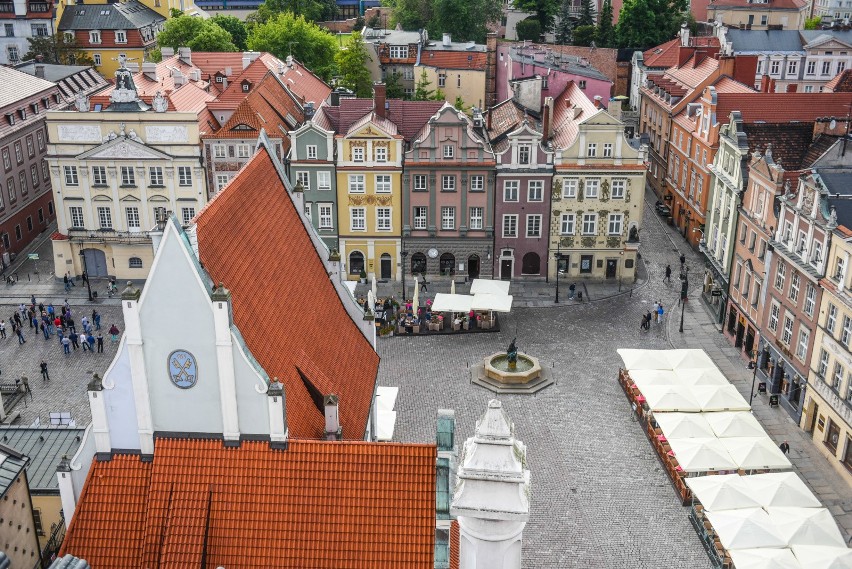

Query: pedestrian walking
[61,336,71,354]
[645,311,652,330]
[80,332,89,352]
[40,322,49,340]
[779,440,790,454]
[652,301,659,323]
[16,327,25,344]
[19,376,31,400]
[63,273,70,292]
[30,294,36,307]
[658,303,665,324]
[92,310,101,331]
[86,333,95,353]
[569,283,576,300]
[96,332,104,353]
[0,320,5,339]
[679,253,686,267]
[421,274,428,293]
[70,331,78,350]
[109,324,119,343]
[664,264,672,283]
[40,361,49,381]
[640,313,649,331]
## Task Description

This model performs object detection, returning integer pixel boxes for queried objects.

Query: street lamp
[554,241,563,303]
[401,247,408,302]
[78,249,93,301]
[678,272,688,333]
[618,250,624,292]
[748,346,769,406]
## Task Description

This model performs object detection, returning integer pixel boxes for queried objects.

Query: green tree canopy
[554,0,576,44]
[804,15,823,29]
[577,0,596,27]
[572,24,597,46]
[385,71,406,99]
[335,31,373,97]
[387,0,501,42]
[615,0,688,48]
[23,35,94,66]
[512,0,559,32]
[157,15,238,52]
[414,68,434,100]
[596,0,614,47]
[515,18,542,41]
[249,0,337,24]
[211,14,248,50]
[247,12,338,80]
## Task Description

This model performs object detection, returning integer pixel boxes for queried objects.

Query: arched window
[411,253,427,275]
[440,253,455,275]
[348,251,365,275]
[521,252,540,275]
[129,257,143,269]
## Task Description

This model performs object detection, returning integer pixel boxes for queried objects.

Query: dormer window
[389,45,407,59]
[216,75,224,83]
[5,113,14,126]
[31,103,39,114]
[241,80,251,92]
[518,144,531,164]
[115,29,127,44]
[18,108,26,120]
[89,30,101,44]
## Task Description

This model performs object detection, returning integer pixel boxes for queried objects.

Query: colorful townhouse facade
[707,0,809,30]
[0,0,54,65]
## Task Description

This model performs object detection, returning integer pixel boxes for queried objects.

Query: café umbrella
[412,279,420,316]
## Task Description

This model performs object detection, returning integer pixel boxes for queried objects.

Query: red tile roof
[61,438,437,568]
[420,50,487,70]
[208,55,282,110]
[643,37,721,69]
[319,99,445,143]
[550,81,600,150]
[194,146,379,439]
[825,69,852,92]
[715,92,852,123]
[449,520,460,569]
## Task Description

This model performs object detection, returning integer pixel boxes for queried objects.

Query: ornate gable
[76,136,172,161]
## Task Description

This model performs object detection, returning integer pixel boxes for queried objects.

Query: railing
[40,511,66,568]
[67,228,152,244]
[810,376,852,426]
[28,1,50,12]
[0,2,14,12]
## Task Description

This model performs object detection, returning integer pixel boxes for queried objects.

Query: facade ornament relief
[552,178,562,201]
[600,179,610,202]
[577,178,585,202]
[581,236,595,247]
[75,92,89,113]
[152,91,168,113]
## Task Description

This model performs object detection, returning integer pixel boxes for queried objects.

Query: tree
[433,88,446,101]
[249,0,337,24]
[453,95,468,112]
[596,0,614,47]
[388,0,501,43]
[386,0,433,31]
[335,31,373,97]
[554,0,576,44]
[572,24,597,46]
[385,71,406,99]
[247,12,339,80]
[615,0,688,48]
[158,16,237,52]
[23,35,93,66]
[189,22,238,52]
[804,15,823,29]
[353,15,366,31]
[516,18,542,41]
[211,14,248,50]
[414,68,434,100]
[577,0,596,27]
[512,0,559,32]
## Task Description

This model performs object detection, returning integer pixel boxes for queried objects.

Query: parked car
[655,202,671,217]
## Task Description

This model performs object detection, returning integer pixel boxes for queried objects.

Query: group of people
[641,300,665,331]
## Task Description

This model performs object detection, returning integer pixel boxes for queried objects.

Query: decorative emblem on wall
[168,350,198,389]
[427,248,439,259]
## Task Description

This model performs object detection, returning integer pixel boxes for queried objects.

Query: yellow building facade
[412,64,486,111]
[802,228,852,484]
[336,114,403,282]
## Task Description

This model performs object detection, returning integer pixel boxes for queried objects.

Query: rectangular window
[504,180,519,202]
[318,204,333,229]
[178,167,192,186]
[125,207,140,230]
[563,178,577,198]
[89,30,101,44]
[822,60,832,75]
[788,60,798,75]
[819,349,830,378]
[774,261,786,290]
[789,271,800,302]
[375,175,391,193]
[782,314,794,346]
[587,143,597,157]
[796,327,810,361]
[213,145,226,158]
[181,207,196,225]
[237,145,251,158]
[413,206,427,229]
[389,45,407,59]
[526,214,542,237]
[6,177,13,201]
[26,136,33,157]
[807,61,816,75]
[441,175,456,192]
[350,207,366,231]
[769,302,780,332]
[93,54,101,66]
[502,214,518,237]
[64,165,78,186]
[603,143,613,157]
[833,362,845,389]
[149,167,163,186]
[561,213,575,235]
[528,180,543,202]
[375,146,387,162]
[69,206,84,228]
[115,29,126,43]
[438,73,446,87]
[827,303,838,334]
[443,145,454,159]
[441,206,455,230]
[2,148,9,171]
[376,207,392,231]
[804,284,816,317]
[470,207,483,230]
[215,174,230,191]
[413,175,427,191]
[470,175,484,192]
[92,166,107,186]
[842,315,852,346]
[582,213,598,235]
[120,166,135,186]
[303,203,312,222]
[611,179,625,198]
[296,171,310,191]
[770,60,780,75]
[97,207,112,229]
[348,174,365,193]
[306,145,318,160]
[317,171,331,190]
[835,256,845,281]
[30,164,38,187]
[352,147,364,162]
[518,145,531,164]
[608,213,623,235]
[585,179,599,198]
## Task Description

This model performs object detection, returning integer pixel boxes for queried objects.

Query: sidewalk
[660,206,852,542]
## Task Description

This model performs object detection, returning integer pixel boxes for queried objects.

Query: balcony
[67,228,152,244]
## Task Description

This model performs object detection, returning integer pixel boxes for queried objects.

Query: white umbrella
[469,278,510,295]
[367,290,376,314]
[667,438,737,472]
[706,508,787,550]
[450,278,456,294]
[767,507,847,547]
[655,412,715,439]
[686,474,760,511]
[628,369,680,391]
[729,548,803,569]
[641,385,702,412]
[674,367,730,386]
[470,293,513,312]
[791,545,852,568]
[617,349,673,370]
[746,473,822,508]
[413,278,420,316]
[693,385,751,412]
[706,412,768,438]
[430,293,474,313]
[371,274,378,299]
[666,349,717,369]
[721,437,792,471]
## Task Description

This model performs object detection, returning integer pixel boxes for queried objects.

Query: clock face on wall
[168,350,198,389]
[427,248,439,259]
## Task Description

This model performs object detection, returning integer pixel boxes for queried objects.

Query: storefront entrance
[605,259,617,279]
[81,248,109,277]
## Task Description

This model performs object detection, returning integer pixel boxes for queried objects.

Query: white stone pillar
[87,374,111,454]
[122,285,155,456]
[267,379,287,446]
[56,456,76,528]
[211,285,240,442]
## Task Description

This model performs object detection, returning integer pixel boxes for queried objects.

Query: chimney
[177,46,192,66]
[142,62,158,81]
[761,74,771,93]
[680,22,690,47]
[542,96,553,141]
[161,47,174,58]
[286,55,294,68]
[224,66,232,76]
[126,62,139,73]
[443,33,451,47]
[731,54,757,87]
[373,82,387,119]
[331,90,340,106]
[35,65,45,79]
[593,95,603,109]
[324,394,342,440]
[242,51,261,70]
[485,32,497,107]
[173,70,186,87]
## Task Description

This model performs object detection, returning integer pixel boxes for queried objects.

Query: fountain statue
[472,337,552,394]
[507,338,518,370]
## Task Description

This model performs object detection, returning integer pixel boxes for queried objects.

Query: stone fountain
[471,337,553,394]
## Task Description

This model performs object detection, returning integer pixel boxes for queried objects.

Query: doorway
[744,326,755,355]
[521,252,540,275]
[468,255,480,279]
[81,248,108,277]
[500,259,512,280]
[380,253,392,280]
[605,259,617,279]
[806,402,819,433]
[580,255,593,274]
[735,321,745,348]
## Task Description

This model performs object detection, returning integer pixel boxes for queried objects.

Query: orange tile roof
[205,72,300,141]
[194,147,379,439]
[166,82,216,114]
[420,50,487,70]
[709,0,805,8]
[643,37,721,69]
[550,81,599,150]
[825,69,852,92]
[61,438,437,568]
[668,54,720,89]
[715,92,852,123]
[450,520,460,569]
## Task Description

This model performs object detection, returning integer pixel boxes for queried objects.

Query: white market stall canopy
[687,473,822,511]
[706,412,767,438]
[430,293,474,313]
[375,386,399,441]
[655,412,715,439]
[729,548,804,569]
[666,349,717,369]
[667,438,737,472]
[375,386,398,412]
[720,437,793,471]
[693,385,751,412]
[469,278,511,296]
[767,507,847,548]
[675,367,730,386]
[791,545,852,568]
[685,474,760,511]
[470,293,514,312]
[642,385,702,412]
[705,508,788,550]
[617,348,674,370]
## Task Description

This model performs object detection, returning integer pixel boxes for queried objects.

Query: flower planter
[462,321,469,330]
